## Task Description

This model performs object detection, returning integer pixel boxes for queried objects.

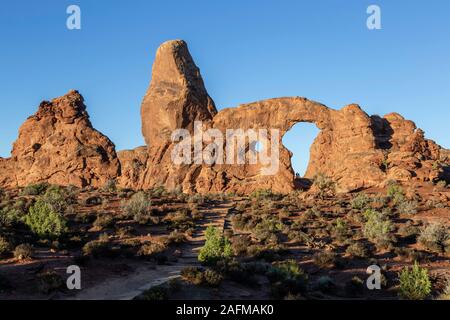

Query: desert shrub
[38,270,64,293]
[139,285,168,300]
[41,186,70,213]
[198,226,232,265]
[93,214,115,230]
[436,180,447,188]
[82,240,111,258]
[122,191,151,223]
[13,244,33,260]
[187,194,205,205]
[387,183,405,205]
[345,242,369,259]
[253,218,282,244]
[137,241,168,258]
[20,182,50,196]
[168,230,187,245]
[0,237,11,257]
[267,260,308,298]
[313,251,337,268]
[24,200,67,238]
[345,276,365,297]
[394,247,427,262]
[398,222,420,239]
[181,267,204,285]
[101,179,117,193]
[203,269,223,287]
[363,209,395,249]
[396,200,418,215]
[330,218,352,243]
[267,260,306,282]
[116,226,135,239]
[398,262,432,300]
[250,189,281,201]
[418,222,449,253]
[312,173,336,199]
[150,186,167,198]
[231,235,251,256]
[164,209,195,232]
[0,206,23,227]
[278,207,291,219]
[351,193,371,210]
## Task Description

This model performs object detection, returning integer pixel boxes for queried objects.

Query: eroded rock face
[0,90,120,188]
[1,40,447,193]
[122,40,448,193]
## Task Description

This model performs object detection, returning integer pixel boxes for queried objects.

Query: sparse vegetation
[398,262,432,300]
[418,222,449,253]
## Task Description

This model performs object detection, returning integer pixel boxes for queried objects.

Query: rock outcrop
[121,40,449,193]
[141,40,217,147]
[1,40,448,194]
[0,90,120,188]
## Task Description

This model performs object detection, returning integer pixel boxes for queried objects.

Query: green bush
[41,186,70,214]
[363,209,395,248]
[418,222,449,253]
[396,200,418,215]
[0,206,23,227]
[387,183,405,205]
[82,240,110,258]
[351,193,371,210]
[20,182,50,196]
[122,192,151,223]
[24,200,67,238]
[398,262,432,300]
[93,214,115,230]
[267,260,308,298]
[198,226,232,265]
[313,251,337,268]
[312,173,336,199]
[331,218,351,242]
[345,242,369,258]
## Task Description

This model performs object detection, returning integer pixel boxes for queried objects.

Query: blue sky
[0,0,449,175]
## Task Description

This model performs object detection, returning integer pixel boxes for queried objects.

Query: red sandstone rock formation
[121,40,449,193]
[0,90,120,188]
[1,40,448,193]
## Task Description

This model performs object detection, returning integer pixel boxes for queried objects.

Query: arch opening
[282,122,320,189]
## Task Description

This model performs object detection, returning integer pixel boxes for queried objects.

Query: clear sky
[0,0,449,175]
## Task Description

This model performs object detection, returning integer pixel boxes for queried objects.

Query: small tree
[398,262,432,300]
[24,200,67,238]
[198,226,232,265]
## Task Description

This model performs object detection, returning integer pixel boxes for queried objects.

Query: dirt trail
[68,201,232,300]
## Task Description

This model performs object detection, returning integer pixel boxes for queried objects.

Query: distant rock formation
[0,90,120,188]
[0,40,448,193]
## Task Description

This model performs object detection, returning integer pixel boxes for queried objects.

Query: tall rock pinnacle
[141,40,217,147]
